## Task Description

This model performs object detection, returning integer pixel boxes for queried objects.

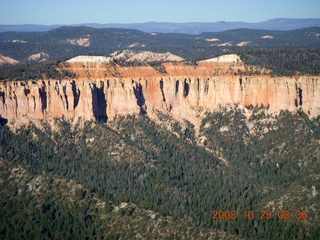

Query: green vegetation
[0,108,319,239]
[238,48,320,76]
[0,58,76,80]
[0,26,320,77]
[0,158,237,239]
[1,46,319,81]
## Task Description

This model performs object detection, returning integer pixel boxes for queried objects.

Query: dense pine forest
[1,108,319,239]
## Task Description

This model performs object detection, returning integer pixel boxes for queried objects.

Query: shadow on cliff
[0,115,7,126]
[160,79,166,102]
[92,82,108,122]
[133,83,146,114]
[38,85,47,113]
[71,80,80,109]
[295,83,303,107]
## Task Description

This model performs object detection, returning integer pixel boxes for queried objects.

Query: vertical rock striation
[0,61,319,126]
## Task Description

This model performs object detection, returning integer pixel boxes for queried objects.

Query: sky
[0,0,320,25]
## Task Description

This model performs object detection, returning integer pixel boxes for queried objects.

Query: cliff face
[0,60,319,128]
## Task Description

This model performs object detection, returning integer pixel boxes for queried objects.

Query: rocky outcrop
[64,35,91,47]
[0,55,19,66]
[28,52,49,62]
[66,56,112,64]
[199,54,240,63]
[111,50,184,62]
[0,58,319,128]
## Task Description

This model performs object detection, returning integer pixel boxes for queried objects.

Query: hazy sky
[1,0,320,25]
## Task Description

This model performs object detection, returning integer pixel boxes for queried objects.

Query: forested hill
[0,26,319,62]
[1,109,320,239]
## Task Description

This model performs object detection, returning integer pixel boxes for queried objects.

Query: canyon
[0,55,319,130]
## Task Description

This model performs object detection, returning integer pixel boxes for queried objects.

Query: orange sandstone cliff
[0,56,319,128]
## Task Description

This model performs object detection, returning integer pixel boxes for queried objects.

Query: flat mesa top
[200,54,241,63]
[66,55,112,63]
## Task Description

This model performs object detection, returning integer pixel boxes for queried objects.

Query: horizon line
[2,17,320,26]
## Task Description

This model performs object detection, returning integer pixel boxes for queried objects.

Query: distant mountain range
[1,18,320,34]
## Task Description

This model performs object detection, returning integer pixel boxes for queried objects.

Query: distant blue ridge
[1,18,320,34]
